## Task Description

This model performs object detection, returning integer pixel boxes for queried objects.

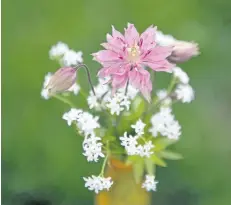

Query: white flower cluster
[83,134,105,162]
[62,108,104,162]
[120,119,154,157]
[149,107,181,140]
[106,93,131,115]
[131,119,146,137]
[41,73,80,100]
[142,175,158,192]
[87,77,110,110]
[173,67,189,84]
[87,78,138,115]
[83,175,113,193]
[156,67,194,105]
[62,108,83,126]
[49,41,83,66]
[175,84,194,103]
[172,67,195,103]
[156,31,195,103]
[156,89,172,105]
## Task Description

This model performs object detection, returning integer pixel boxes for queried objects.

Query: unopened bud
[168,41,199,63]
[46,67,77,94]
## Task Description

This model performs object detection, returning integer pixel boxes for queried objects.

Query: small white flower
[118,85,138,100]
[49,42,69,60]
[63,109,100,136]
[156,89,172,105]
[131,119,146,137]
[142,175,158,192]
[77,112,100,136]
[88,78,135,112]
[94,78,110,99]
[101,177,114,190]
[68,83,80,95]
[41,73,52,100]
[175,84,195,103]
[136,141,154,158]
[120,96,131,111]
[120,132,139,155]
[120,133,154,157]
[166,120,181,140]
[120,132,138,148]
[83,176,113,193]
[62,50,83,66]
[149,107,181,140]
[127,85,139,99]
[156,31,176,46]
[86,77,110,110]
[173,67,189,84]
[82,134,104,162]
[106,96,124,115]
[87,93,99,109]
[62,108,83,126]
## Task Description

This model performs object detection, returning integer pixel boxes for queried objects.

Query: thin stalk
[124,80,129,96]
[100,141,110,176]
[99,154,109,176]
[167,77,177,93]
[53,95,76,107]
[74,64,96,96]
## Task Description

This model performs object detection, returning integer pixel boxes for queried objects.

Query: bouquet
[41,23,199,204]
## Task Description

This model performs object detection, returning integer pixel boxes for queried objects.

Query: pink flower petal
[93,50,121,63]
[104,29,126,54]
[142,46,172,61]
[98,63,129,77]
[129,66,152,102]
[139,25,157,51]
[124,23,139,46]
[112,25,125,40]
[142,60,174,72]
[111,72,129,92]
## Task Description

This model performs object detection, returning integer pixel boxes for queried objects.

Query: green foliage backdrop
[2,0,231,204]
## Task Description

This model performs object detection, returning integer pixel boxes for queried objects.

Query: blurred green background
[2,0,231,204]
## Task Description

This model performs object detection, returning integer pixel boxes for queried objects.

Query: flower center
[127,44,140,63]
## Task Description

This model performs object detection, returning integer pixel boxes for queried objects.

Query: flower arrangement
[41,23,199,195]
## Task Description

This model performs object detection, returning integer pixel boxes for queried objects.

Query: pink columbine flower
[46,67,77,94]
[168,41,199,63]
[93,23,174,102]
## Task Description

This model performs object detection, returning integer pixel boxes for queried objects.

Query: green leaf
[126,155,141,165]
[129,97,145,120]
[144,158,155,175]
[133,160,144,184]
[151,155,167,167]
[159,150,183,160]
[154,137,177,151]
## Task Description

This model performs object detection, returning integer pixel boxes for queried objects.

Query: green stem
[74,64,96,95]
[100,141,110,176]
[167,77,177,93]
[53,95,76,107]
[100,153,109,176]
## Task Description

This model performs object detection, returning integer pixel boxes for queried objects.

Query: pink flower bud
[46,67,77,94]
[168,41,199,63]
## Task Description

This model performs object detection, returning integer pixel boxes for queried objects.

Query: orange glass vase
[95,158,151,205]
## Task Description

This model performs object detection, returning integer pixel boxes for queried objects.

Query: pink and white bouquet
[41,23,199,194]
